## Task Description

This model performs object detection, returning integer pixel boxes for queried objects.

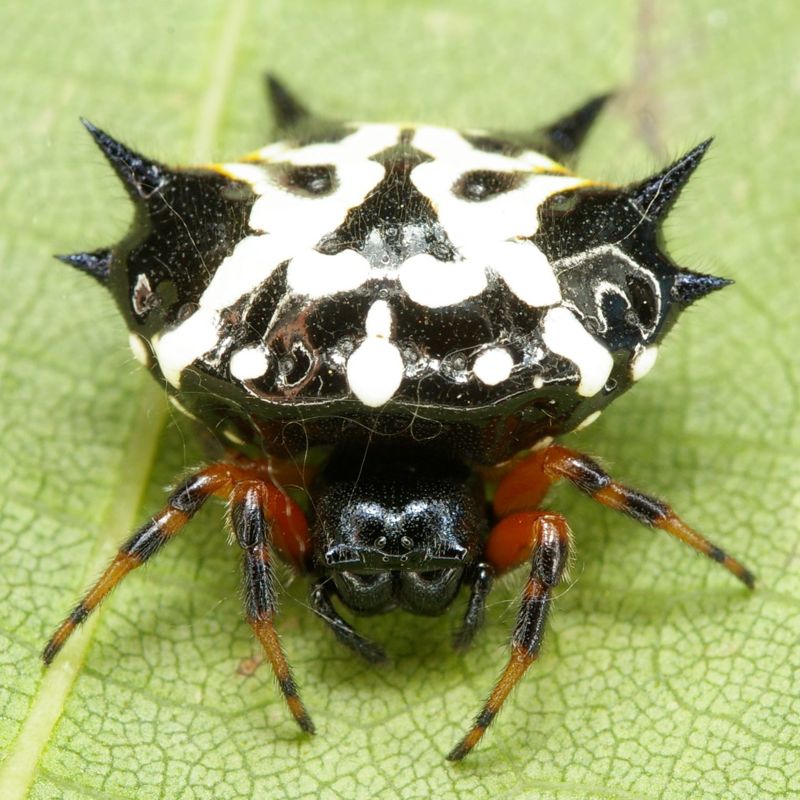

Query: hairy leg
[492,444,754,587]
[448,512,570,761]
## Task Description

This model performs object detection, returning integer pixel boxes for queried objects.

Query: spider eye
[452,170,522,201]
[280,164,337,196]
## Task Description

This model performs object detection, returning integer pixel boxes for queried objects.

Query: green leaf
[1,2,798,798]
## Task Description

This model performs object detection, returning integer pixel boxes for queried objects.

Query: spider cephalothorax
[46,76,752,761]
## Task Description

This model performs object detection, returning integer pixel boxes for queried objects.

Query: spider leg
[231,481,315,734]
[309,579,387,664]
[491,448,551,517]
[453,563,494,651]
[540,444,755,588]
[42,467,230,664]
[448,512,570,761]
[492,444,755,588]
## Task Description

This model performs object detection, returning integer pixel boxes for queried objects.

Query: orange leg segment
[492,448,552,518]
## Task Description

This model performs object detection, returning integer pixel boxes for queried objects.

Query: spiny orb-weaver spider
[44,76,754,761]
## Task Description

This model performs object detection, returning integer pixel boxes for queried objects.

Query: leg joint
[544,446,610,494]
[168,472,223,514]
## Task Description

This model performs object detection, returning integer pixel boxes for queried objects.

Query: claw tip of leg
[41,643,58,666]
[446,742,468,762]
[298,714,316,735]
[366,649,388,665]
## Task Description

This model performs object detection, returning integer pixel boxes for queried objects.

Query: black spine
[54,249,112,284]
[630,139,713,221]
[265,74,311,130]
[672,271,733,304]
[81,118,166,200]
[542,92,613,158]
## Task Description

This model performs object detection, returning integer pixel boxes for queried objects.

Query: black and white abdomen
[147,123,598,412]
[69,105,728,465]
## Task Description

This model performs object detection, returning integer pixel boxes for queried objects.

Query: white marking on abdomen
[346,300,404,407]
[572,410,601,431]
[630,344,659,381]
[155,128,402,387]
[473,347,513,385]
[414,127,562,172]
[152,233,313,387]
[230,346,269,381]
[411,133,589,247]
[365,299,393,337]
[128,332,151,367]
[153,312,221,388]
[482,240,561,307]
[223,125,398,242]
[287,249,370,297]
[399,253,487,307]
[542,306,613,397]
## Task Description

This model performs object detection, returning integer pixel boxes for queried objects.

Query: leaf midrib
[0,1,250,795]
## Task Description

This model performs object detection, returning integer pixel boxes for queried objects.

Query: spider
[44,76,754,761]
